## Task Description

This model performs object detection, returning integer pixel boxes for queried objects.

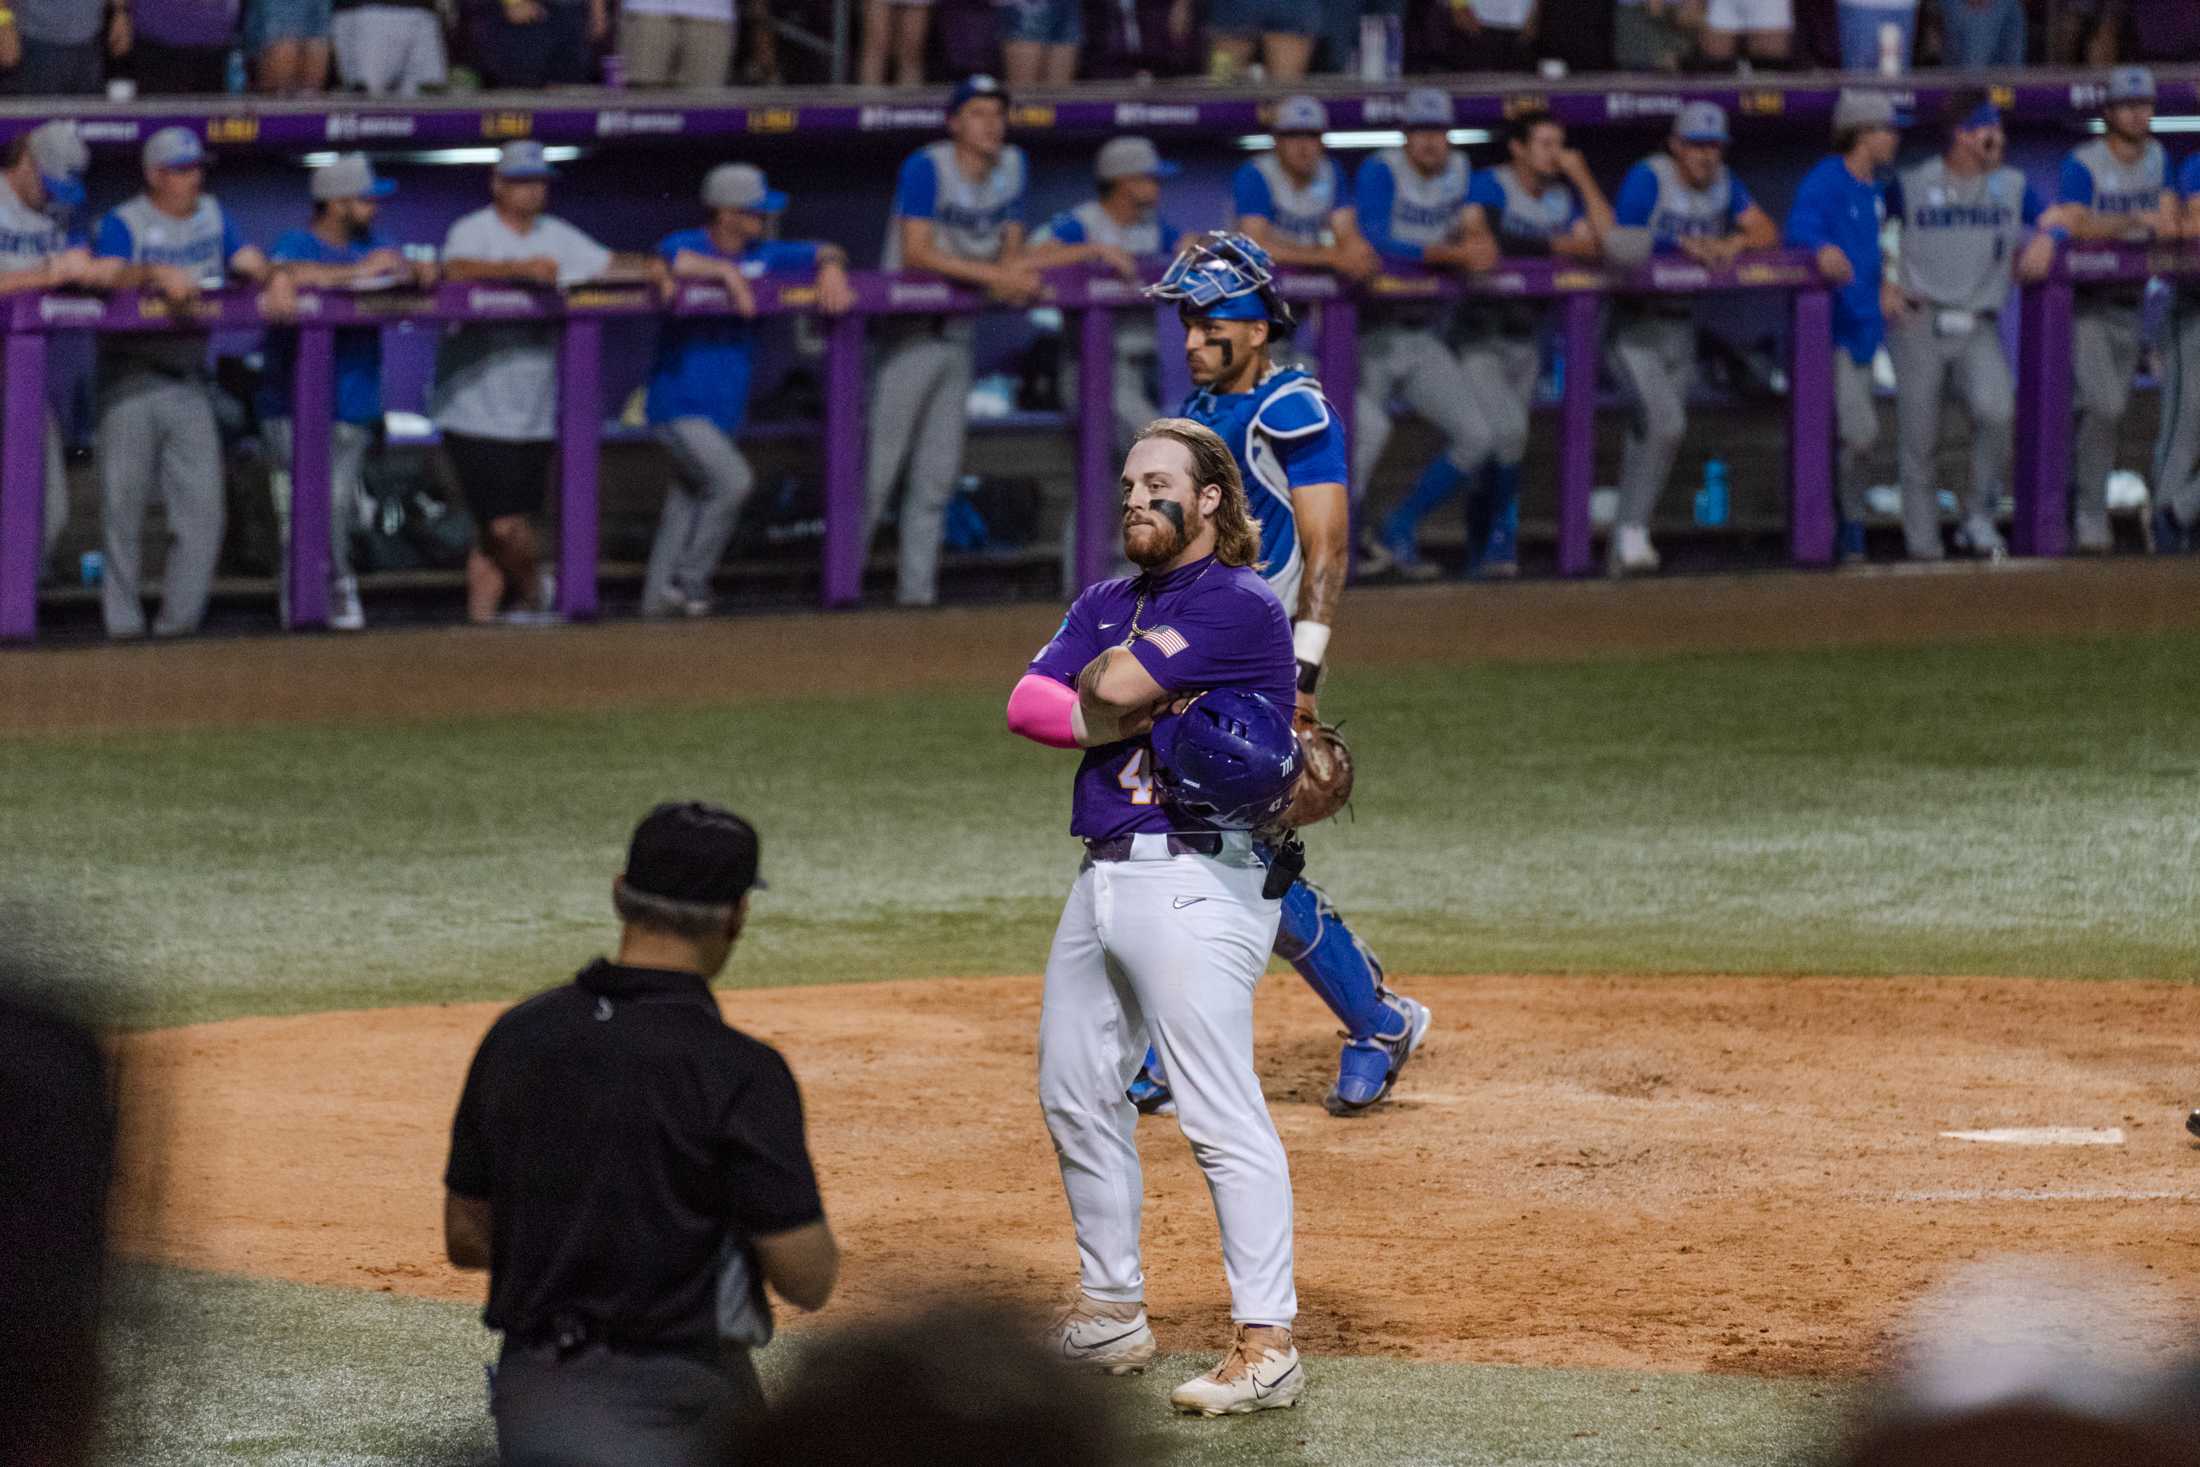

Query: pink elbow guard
[1007,674,1080,749]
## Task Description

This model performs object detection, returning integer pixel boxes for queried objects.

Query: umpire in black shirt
[444,801,839,1467]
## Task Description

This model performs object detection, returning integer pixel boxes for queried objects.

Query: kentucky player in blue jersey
[1132,230,1434,1117]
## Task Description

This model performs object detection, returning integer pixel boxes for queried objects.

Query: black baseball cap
[624,802,766,905]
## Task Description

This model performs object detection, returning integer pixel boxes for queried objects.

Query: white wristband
[1293,621,1332,668]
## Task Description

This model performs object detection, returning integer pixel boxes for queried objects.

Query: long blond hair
[1131,418,1264,570]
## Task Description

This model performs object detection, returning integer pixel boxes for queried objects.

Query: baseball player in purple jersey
[1008,417,1309,1417]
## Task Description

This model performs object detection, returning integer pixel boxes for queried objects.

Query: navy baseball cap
[949,73,1007,117]
[625,802,766,906]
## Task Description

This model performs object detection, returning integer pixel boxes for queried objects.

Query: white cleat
[1049,1298,1157,1376]
[1608,524,1661,577]
[1169,1328,1306,1417]
[330,576,366,632]
[1955,515,2008,561]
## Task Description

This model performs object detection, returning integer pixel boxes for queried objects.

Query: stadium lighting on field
[1236,128,1491,151]
[300,146,587,167]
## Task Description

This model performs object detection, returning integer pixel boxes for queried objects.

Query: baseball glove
[1278,714,1354,828]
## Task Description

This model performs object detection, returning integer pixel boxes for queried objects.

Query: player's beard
[1124,502,1189,568]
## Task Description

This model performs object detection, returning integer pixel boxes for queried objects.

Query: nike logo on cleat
[1250,1361,1297,1398]
[1064,1324,1146,1355]
[1171,896,1207,909]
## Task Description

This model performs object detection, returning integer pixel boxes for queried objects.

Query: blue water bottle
[224,49,247,92]
[1694,456,1729,527]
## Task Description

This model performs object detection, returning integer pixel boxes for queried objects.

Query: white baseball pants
[1036,835,1296,1327]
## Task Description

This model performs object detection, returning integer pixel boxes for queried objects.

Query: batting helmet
[1148,688,1305,831]
[1145,230,1295,330]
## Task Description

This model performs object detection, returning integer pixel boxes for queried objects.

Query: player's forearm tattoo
[1299,558,1344,628]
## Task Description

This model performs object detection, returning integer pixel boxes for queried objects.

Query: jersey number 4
[1117,749,1157,805]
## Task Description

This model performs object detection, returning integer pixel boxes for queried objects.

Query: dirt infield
[112,971,2200,1375]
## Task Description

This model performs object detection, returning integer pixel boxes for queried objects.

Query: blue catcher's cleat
[1836,520,1867,564]
[1324,991,1433,1116]
[1127,1045,1176,1116]
[2153,504,2188,555]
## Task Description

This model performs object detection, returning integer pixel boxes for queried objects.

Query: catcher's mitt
[1278,714,1353,828]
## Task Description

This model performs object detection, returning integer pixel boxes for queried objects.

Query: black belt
[1085,833,1223,861]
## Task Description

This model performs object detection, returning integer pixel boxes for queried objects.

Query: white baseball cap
[1095,136,1177,181]
[702,162,788,212]
[311,153,396,201]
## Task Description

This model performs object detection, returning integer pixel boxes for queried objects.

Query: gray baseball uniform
[1459,163,1583,466]
[0,175,73,565]
[1032,198,1177,452]
[1607,154,1752,535]
[1230,153,1345,248]
[2157,156,2200,530]
[2060,137,2166,550]
[91,192,241,638]
[1352,146,1493,492]
[868,139,1027,606]
[1886,158,2044,559]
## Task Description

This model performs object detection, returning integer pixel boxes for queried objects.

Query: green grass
[7,628,2200,1029]
[99,1266,1857,1467]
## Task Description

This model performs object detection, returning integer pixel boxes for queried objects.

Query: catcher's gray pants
[2154,303,2200,527]
[492,1343,761,1467]
[2071,300,2143,551]
[1888,313,2012,560]
[1834,351,1881,524]
[96,371,223,638]
[646,417,755,610]
[1352,323,1493,492]
[1606,312,1696,532]
[863,323,972,607]
[1458,334,1540,467]
[262,417,371,585]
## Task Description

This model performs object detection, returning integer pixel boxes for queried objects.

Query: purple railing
[0,253,1831,641]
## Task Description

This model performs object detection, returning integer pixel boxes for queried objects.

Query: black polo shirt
[445,960,823,1353]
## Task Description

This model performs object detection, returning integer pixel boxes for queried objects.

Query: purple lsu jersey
[1029,554,1296,839]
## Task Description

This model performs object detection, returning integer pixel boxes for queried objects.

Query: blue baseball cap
[142,126,206,172]
[1188,293,1272,322]
[1271,95,1328,134]
[1401,88,1454,130]
[1673,102,1729,145]
[948,73,1007,117]
[494,140,555,180]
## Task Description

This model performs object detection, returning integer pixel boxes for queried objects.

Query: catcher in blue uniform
[1126,230,1434,1116]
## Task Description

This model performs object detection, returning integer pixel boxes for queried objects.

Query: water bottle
[79,550,103,586]
[1694,457,1729,527]
[1877,21,1903,76]
[224,48,247,93]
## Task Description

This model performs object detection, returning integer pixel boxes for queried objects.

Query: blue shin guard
[1473,462,1521,573]
[1273,877,1401,1042]
[1380,458,1472,546]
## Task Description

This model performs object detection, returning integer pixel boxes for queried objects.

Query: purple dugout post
[286,324,336,629]
[555,316,602,620]
[1786,286,1835,566]
[0,322,44,641]
[1074,303,1116,591]
[821,309,865,607]
[2012,275,2074,558]
[1315,298,1357,490]
[1155,305,1190,411]
[1554,292,1599,577]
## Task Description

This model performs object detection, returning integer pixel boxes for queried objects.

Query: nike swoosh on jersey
[1172,896,1207,909]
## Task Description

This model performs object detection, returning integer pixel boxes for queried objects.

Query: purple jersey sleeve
[1126,579,1285,695]
[1028,589,1107,685]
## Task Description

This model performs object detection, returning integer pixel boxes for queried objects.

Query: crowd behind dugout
[6,67,2200,637]
[0,0,2194,97]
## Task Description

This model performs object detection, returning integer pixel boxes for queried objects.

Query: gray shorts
[332,6,447,92]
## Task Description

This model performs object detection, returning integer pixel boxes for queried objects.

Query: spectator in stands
[0,124,97,577]
[118,0,241,92]
[2128,0,2200,61]
[1229,96,1379,284]
[1786,89,1903,563]
[1601,102,1777,576]
[642,164,854,618]
[1612,0,1700,69]
[331,0,447,93]
[1027,136,1185,452]
[434,141,660,625]
[998,0,1077,85]
[92,127,292,639]
[865,74,1036,607]
[470,0,601,87]
[1438,0,1537,70]
[1833,0,1914,67]
[247,0,331,90]
[1350,88,1498,582]
[1699,0,1791,66]
[1937,0,2022,67]
[260,154,433,632]
[855,0,927,85]
[1209,0,1318,81]
[619,0,732,87]
[0,0,109,93]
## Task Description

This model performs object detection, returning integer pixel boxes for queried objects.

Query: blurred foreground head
[744,1303,1137,1467]
[1834,1259,2200,1467]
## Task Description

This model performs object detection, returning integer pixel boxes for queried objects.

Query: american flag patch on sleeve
[1142,626,1189,658]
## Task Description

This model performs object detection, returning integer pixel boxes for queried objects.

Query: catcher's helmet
[1148,688,1305,831]
[1145,230,1295,330]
